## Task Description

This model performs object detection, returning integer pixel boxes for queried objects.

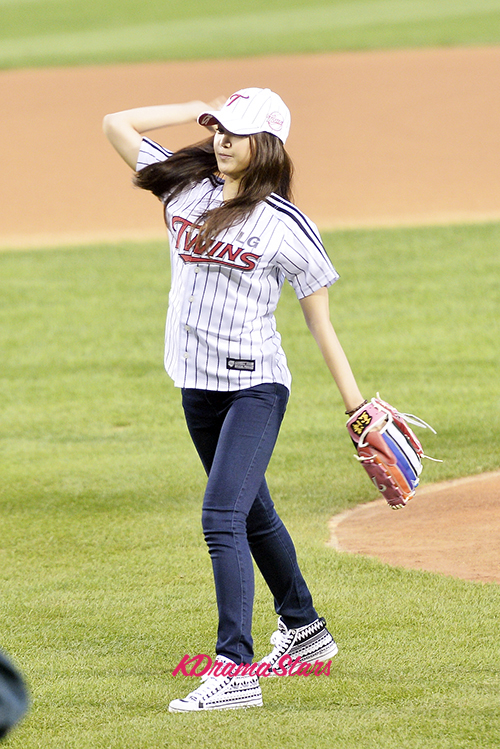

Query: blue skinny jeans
[181,383,318,665]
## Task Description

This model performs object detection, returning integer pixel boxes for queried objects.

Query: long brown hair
[133,132,293,251]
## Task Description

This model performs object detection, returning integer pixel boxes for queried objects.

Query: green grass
[2,0,500,69]
[0,225,499,747]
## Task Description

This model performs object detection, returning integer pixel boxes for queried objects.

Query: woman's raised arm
[103,99,221,169]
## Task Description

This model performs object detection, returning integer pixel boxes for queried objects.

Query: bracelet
[345,399,369,416]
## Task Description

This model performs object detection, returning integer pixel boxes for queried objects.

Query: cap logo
[199,114,213,125]
[266,111,284,131]
[227,93,250,107]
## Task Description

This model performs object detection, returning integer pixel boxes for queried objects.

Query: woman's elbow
[102,112,120,139]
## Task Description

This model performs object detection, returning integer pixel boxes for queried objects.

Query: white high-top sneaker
[168,656,263,712]
[262,617,338,675]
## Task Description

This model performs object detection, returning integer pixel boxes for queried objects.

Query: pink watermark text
[172,654,332,677]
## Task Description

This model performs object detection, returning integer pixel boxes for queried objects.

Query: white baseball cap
[198,88,291,144]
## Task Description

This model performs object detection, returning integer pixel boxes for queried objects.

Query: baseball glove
[346,395,438,509]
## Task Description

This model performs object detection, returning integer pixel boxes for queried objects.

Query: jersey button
[183,353,189,359]
[188,296,195,303]
[184,324,191,332]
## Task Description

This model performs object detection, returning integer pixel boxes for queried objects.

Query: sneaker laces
[183,656,237,701]
[266,618,326,663]
[269,630,282,648]
[185,671,232,702]
[266,621,294,663]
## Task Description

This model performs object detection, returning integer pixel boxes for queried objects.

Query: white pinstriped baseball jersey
[137,137,339,391]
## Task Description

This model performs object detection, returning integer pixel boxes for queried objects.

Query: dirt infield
[329,472,500,584]
[4,46,500,247]
[1,48,498,583]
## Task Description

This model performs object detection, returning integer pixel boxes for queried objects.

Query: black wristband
[345,399,369,417]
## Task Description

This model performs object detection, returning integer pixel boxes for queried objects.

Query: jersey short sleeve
[266,194,339,299]
[136,137,173,170]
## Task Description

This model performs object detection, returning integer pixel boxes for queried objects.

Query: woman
[103,88,366,712]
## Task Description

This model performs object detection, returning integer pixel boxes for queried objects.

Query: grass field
[2,0,500,68]
[1,224,499,747]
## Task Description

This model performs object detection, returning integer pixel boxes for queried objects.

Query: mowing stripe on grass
[1,0,500,66]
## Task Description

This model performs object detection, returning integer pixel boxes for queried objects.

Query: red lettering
[188,654,213,677]
[172,216,194,250]
[227,93,250,107]
[171,215,204,254]
[318,660,332,676]
[172,653,331,678]
[215,243,243,262]
[273,655,292,676]
[255,662,272,678]
[207,240,224,257]
[185,232,201,255]
[221,662,240,677]
[172,214,260,271]
[172,654,191,676]
[209,659,240,677]
[288,657,303,677]
[295,660,313,677]
[172,654,213,677]
[232,662,253,677]
[310,660,325,676]
[210,659,226,677]
[238,251,259,271]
